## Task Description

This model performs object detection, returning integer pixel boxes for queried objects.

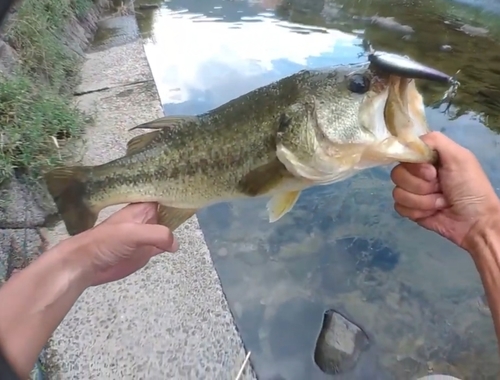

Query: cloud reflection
[143,6,361,114]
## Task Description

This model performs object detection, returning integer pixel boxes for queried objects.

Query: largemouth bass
[44,62,437,236]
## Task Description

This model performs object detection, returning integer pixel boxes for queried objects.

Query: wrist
[0,230,96,378]
[50,232,95,290]
[462,213,500,260]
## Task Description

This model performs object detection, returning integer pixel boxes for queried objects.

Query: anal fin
[157,205,197,231]
[267,191,301,223]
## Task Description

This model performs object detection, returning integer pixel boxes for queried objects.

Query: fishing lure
[366,49,460,113]
[368,51,452,83]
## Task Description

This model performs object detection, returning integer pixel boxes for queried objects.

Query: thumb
[129,224,179,253]
[421,132,472,168]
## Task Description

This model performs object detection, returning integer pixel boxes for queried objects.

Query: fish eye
[348,74,370,94]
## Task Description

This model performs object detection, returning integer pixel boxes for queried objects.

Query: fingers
[104,203,159,225]
[391,159,448,220]
[391,164,440,194]
[394,203,437,221]
[129,224,179,253]
[392,186,447,210]
[403,163,437,182]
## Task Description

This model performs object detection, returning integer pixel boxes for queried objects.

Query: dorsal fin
[129,115,199,131]
[126,115,199,155]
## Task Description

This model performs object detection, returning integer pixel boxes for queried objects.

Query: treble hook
[431,70,461,114]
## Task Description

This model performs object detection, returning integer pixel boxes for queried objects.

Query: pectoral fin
[267,190,301,223]
[157,205,197,231]
[238,159,291,197]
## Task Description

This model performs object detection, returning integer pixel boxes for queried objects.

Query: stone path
[46,13,255,380]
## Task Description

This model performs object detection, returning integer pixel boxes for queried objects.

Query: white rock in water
[417,376,462,380]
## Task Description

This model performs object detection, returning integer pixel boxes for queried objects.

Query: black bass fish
[44,62,438,236]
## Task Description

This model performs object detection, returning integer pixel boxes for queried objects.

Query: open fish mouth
[275,65,439,187]
[360,71,438,165]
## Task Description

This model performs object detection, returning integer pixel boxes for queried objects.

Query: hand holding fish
[0,202,178,378]
[393,132,500,350]
[74,202,179,286]
[390,131,500,250]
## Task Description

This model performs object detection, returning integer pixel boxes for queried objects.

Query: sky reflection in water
[144,4,361,114]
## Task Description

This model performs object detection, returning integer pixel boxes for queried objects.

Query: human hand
[74,202,178,286]
[390,131,500,250]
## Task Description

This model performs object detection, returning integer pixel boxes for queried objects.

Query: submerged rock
[364,15,415,34]
[459,24,489,37]
[314,309,369,375]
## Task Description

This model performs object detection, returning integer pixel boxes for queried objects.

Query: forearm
[0,237,92,379]
[465,215,500,351]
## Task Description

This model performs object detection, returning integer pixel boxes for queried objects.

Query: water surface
[135,0,500,378]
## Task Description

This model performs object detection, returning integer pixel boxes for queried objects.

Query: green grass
[0,73,85,182]
[72,0,96,19]
[0,0,96,184]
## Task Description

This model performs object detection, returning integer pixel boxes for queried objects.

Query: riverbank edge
[0,0,107,276]
[0,1,110,378]
[43,4,257,379]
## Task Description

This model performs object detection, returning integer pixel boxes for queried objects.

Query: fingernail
[435,197,447,209]
[171,237,179,252]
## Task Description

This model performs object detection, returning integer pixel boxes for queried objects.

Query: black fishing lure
[368,51,453,84]
[366,49,460,113]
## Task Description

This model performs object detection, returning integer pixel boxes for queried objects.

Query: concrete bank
[47,10,256,380]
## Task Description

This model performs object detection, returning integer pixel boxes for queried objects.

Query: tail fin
[43,166,98,236]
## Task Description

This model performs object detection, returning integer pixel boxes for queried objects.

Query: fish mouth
[366,74,438,164]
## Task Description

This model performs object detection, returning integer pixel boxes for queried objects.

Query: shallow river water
[133,0,500,378]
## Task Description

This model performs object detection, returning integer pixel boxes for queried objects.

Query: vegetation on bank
[0,0,97,183]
